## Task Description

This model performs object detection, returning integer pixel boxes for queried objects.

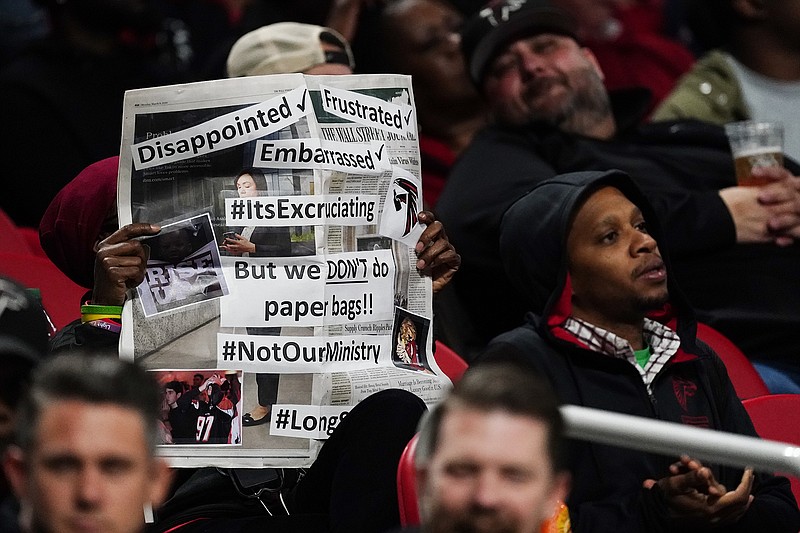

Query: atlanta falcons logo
[392,177,419,236]
[672,377,697,411]
[0,278,29,320]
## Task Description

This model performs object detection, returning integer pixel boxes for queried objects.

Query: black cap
[461,0,578,86]
[0,276,50,364]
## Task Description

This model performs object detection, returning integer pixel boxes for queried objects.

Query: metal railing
[561,405,800,476]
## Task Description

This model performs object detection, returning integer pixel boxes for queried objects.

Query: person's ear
[414,464,430,517]
[147,458,174,510]
[552,471,571,506]
[3,445,29,501]
[580,47,605,82]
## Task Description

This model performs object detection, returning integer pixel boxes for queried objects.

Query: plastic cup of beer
[724,121,784,186]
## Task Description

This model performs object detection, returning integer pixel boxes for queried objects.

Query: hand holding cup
[725,121,784,186]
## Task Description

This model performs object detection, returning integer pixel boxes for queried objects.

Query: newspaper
[117,74,449,467]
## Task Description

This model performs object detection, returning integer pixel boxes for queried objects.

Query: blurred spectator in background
[3,354,173,533]
[318,0,488,209]
[192,0,352,79]
[652,0,800,162]
[413,363,570,533]
[155,0,242,81]
[379,0,488,209]
[552,0,695,114]
[0,276,53,533]
[0,0,48,66]
[0,0,187,228]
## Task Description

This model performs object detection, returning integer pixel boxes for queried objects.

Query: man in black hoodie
[481,170,800,532]
[437,0,800,396]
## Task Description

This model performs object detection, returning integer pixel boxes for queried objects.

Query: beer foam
[734,146,782,157]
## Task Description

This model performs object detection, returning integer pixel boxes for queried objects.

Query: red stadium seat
[397,433,420,527]
[18,226,47,257]
[0,209,33,255]
[0,252,85,331]
[434,340,468,383]
[742,394,800,503]
[397,342,467,526]
[696,322,769,400]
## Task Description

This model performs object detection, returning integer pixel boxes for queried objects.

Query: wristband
[81,302,123,315]
[81,313,122,322]
[83,318,122,334]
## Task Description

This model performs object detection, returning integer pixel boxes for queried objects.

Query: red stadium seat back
[742,394,800,502]
[0,252,85,331]
[18,226,47,257]
[434,340,468,383]
[397,433,420,526]
[696,322,769,400]
[0,209,33,255]
[398,340,467,527]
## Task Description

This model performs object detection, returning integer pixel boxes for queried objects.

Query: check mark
[375,144,385,160]
[297,89,308,112]
[405,109,413,125]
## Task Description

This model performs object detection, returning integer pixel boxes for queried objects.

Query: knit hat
[39,156,119,289]
[226,22,355,77]
[461,0,577,85]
